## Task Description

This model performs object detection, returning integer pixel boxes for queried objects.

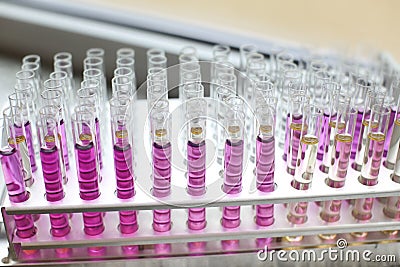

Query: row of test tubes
[0,44,400,258]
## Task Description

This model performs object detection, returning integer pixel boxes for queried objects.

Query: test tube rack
[1,96,400,265]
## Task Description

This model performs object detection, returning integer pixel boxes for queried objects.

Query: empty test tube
[116,58,137,89]
[384,96,400,170]
[0,117,36,238]
[37,115,70,237]
[353,104,390,221]
[71,110,104,236]
[321,105,356,223]
[384,79,399,157]
[117,47,135,59]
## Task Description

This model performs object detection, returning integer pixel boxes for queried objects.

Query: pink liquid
[0,148,29,203]
[255,135,275,227]
[83,211,105,235]
[152,142,171,197]
[187,141,206,196]
[40,147,64,202]
[49,213,70,237]
[384,108,396,157]
[119,210,138,234]
[188,207,206,230]
[360,134,385,186]
[14,213,36,238]
[287,115,304,174]
[352,198,374,220]
[317,113,330,160]
[153,209,171,232]
[287,201,308,224]
[114,144,134,199]
[95,118,103,169]
[222,139,244,194]
[327,134,352,188]
[221,205,240,228]
[351,110,364,159]
[75,142,100,200]
[59,120,69,170]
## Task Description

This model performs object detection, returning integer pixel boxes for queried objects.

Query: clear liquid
[13,124,33,187]
[352,198,374,221]
[286,118,305,175]
[385,119,400,168]
[327,134,352,187]
[320,199,342,222]
[383,196,400,219]
[75,142,100,200]
[360,132,385,185]
[353,118,372,170]
[59,119,69,170]
[24,121,37,172]
[95,118,103,169]
[384,108,396,157]
[223,139,244,194]
[351,110,364,159]
[292,135,318,188]
[287,201,308,224]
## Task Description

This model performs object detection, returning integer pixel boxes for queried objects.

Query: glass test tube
[112,75,134,100]
[180,46,198,58]
[287,105,322,225]
[41,85,70,170]
[186,100,207,251]
[353,105,390,221]
[151,111,172,253]
[318,82,343,164]
[0,117,36,239]
[146,48,165,69]
[9,88,37,173]
[83,68,107,103]
[147,67,168,89]
[117,47,135,59]
[350,78,374,159]
[54,56,75,111]
[255,105,276,228]
[39,106,68,184]
[49,71,73,110]
[321,106,357,223]
[116,58,137,89]
[221,110,244,250]
[384,95,400,170]
[352,89,385,171]
[110,97,138,254]
[71,110,104,236]
[15,70,39,106]
[37,115,71,237]
[285,93,309,174]
[21,63,41,101]
[3,106,33,187]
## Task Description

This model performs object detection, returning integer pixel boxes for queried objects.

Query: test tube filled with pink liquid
[151,111,172,254]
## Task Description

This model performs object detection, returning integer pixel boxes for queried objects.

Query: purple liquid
[95,118,103,169]
[255,135,275,227]
[222,206,240,228]
[0,148,29,203]
[317,113,330,161]
[114,144,134,199]
[49,213,71,237]
[59,119,69,170]
[152,142,171,197]
[14,213,36,238]
[153,209,171,232]
[119,210,138,234]
[75,142,100,200]
[256,136,274,192]
[83,211,105,235]
[360,133,385,185]
[287,115,304,174]
[187,141,206,196]
[384,108,396,157]
[23,122,37,172]
[222,139,244,194]
[188,207,206,230]
[40,147,64,202]
[351,110,364,159]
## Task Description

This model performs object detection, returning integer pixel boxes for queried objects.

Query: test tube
[350,78,374,159]
[151,111,172,253]
[54,56,75,108]
[49,71,74,109]
[148,55,167,70]
[0,117,36,239]
[353,104,390,221]
[239,44,258,72]
[37,115,71,237]
[352,89,385,171]
[312,70,332,103]
[221,110,244,250]
[147,84,168,113]
[41,84,70,170]
[110,97,138,254]
[288,105,323,224]
[146,48,165,69]
[285,93,310,174]
[317,82,343,164]
[186,100,207,251]
[9,89,37,173]
[147,67,168,89]
[255,105,276,231]
[15,70,39,105]
[117,47,135,59]
[116,58,137,89]
[112,76,134,100]
[321,105,357,223]
[39,105,67,184]
[384,95,400,170]
[71,110,104,236]
[3,106,33,187]
[384,80,400,161]
[21,63,41,101]
[83,68,107,103]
